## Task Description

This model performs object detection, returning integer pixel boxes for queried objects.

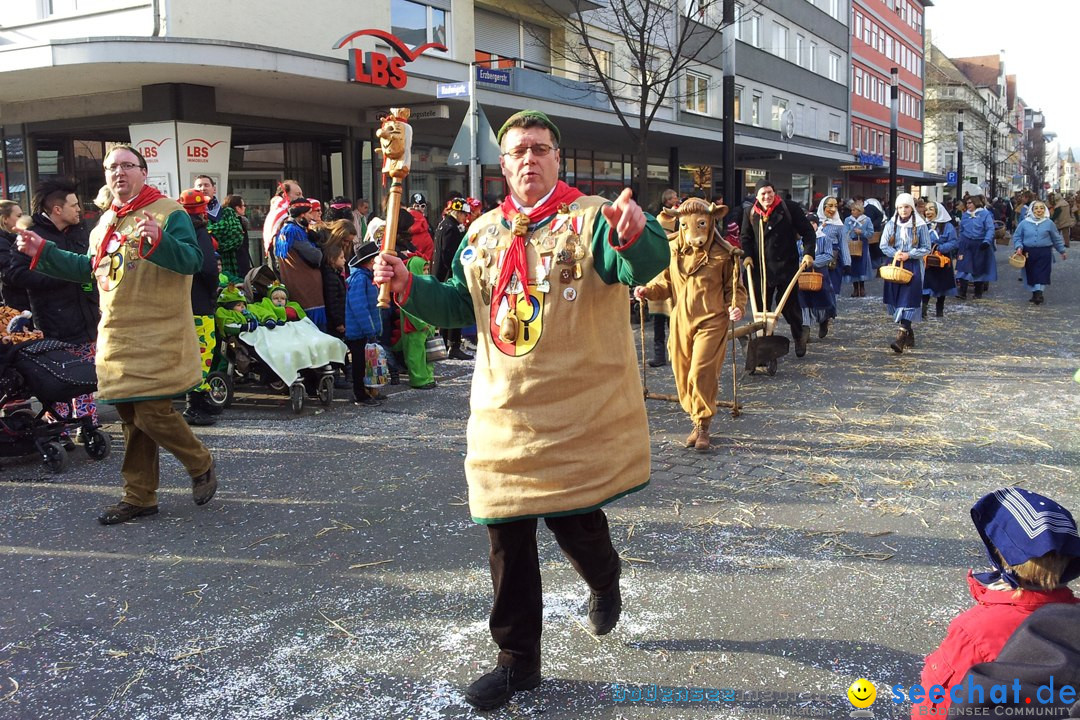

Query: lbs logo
[184,138,225,162]
[335,29,447,90]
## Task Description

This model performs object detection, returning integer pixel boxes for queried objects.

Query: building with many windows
[846,0,937,200]
[1,0,860,237]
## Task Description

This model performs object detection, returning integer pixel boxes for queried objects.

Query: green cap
[496,110,561,146]
[217,283,247,306]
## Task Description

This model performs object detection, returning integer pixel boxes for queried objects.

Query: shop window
[391,0,450,51]
[770,98,788,131]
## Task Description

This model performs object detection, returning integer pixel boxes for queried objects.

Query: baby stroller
[205,267,346,414]
[0,339,111,473]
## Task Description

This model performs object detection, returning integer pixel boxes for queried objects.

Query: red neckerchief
[93,185,164,270]
[494,181,584,307]
[751,195,782,221]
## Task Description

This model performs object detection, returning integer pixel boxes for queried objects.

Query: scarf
[494,181,583,307]
[206,196,222,221]
[751,195,782,221]
[816,197,843,227]
[92,184,164,271]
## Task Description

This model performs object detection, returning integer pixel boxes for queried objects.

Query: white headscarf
[864,198,884,214]
[1025,201,1049,225]
[891,193,927,227]
[815,196,843,227]
[930,201,951,225]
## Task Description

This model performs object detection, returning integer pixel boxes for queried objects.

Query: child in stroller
[0,337,111,472]
[208,282,348,413]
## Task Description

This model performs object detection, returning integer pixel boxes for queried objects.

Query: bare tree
[532,0,745,197]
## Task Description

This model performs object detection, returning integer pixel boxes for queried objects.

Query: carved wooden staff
[375,107,413,308]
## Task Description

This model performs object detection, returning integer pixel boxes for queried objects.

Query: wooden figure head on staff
[375,107,412,307]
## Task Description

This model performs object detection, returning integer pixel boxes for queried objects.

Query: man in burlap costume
[635,198,746,452]
[16,145,217,525]
[374,110,668,711]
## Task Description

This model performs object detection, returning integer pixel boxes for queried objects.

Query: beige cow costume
[637,197,746,451]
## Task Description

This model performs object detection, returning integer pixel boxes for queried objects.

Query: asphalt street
[1,246,1077,720]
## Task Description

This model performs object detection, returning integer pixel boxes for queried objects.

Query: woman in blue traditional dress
[843,201,874,297]
[798,214,838,339]
[879,193,931,354]
[1012,200,1067,305]
[816,196,850,300]
[955,192,996,299]
[920,201,958,318]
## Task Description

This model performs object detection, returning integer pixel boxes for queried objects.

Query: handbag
[924,248,950,269]
[848,239,863,257]
[425,335,448,362]
[363,343,389,388]
[1008,251,1027,269]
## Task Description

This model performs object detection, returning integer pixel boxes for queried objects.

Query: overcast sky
[924,0,1077,152]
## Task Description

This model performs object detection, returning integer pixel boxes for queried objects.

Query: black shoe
[191,460,217,506]
[794,327,809,357]
[353,395,382,406]
[464,665,542,711]
[389,370,401,386]
[587,573,622,636]
[98,501,159,525]
[333,376,352,390]
[818,320,830,339]
[193,391,223,416]
[1029,292,1038,303]
[1034,291,1044,305]
[921,300,928,319]
[448,345,474,360]
[904,328,915,348]
[647,352,667,367]
[182,407,215,427]
[936,297,945,317]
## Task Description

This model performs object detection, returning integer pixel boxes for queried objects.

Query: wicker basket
[848,239,863,257]
[879,256,913,284]
[798,271,824,291]
[1008,252,1027,269]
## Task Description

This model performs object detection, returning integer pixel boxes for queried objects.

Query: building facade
[847,0,936,200]
[1,0,861,240]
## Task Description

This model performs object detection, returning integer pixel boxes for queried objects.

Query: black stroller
[0,339,111,473]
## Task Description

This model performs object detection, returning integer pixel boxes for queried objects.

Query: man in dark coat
[7,179,98,345]
[431,196,473,359]
[739,179,816,357]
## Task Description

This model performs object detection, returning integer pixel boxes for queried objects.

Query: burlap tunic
[402,194,668,523]
[642,237,746,424]
[33,197,203,403]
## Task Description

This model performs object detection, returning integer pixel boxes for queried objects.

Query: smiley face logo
[847,678,876,709]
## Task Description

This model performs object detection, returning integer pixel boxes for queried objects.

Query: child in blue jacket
[345,240,383,405]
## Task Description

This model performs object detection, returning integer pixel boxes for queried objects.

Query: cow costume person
[739,179,816,357]
[373,110,668,711]
[635,198,746,452]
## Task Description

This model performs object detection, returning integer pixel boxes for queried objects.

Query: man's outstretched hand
[602,188,646,244]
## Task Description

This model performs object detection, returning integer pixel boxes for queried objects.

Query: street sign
[448,105,502,166]
[437,82,469,99]
[946,171,958,184]
[476,67,511,86]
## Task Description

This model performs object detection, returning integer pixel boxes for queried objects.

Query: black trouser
[441,327,462,347]
[751,277,804,335]
[652,315,667,354]
[487,509,620,672]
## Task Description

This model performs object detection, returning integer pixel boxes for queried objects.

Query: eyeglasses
[104,162,142,174]
[502,144,556,159]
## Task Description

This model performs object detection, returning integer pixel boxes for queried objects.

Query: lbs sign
[335,29,447,89]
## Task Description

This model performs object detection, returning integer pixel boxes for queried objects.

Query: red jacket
[912,571,1078,719]
[407,210,434,261]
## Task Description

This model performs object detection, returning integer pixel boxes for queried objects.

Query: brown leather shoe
[684,425,699,448]
[191,460,218,506]
[890,329,906,354]
[693,419,711,452]
[98,502,158,525]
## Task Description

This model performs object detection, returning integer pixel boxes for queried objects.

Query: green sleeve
[34,241,94,283]
[209,209,246,253]
[400,236,476,329]
[144,210,203,275]
[590,210,670,286]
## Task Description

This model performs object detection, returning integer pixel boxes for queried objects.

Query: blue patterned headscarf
[971,487,1080,588]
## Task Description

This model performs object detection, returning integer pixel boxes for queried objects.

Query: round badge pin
[562,287,578,302]
[569,203,580,211]
[461,246,477,265]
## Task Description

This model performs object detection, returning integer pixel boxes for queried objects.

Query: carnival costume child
[912,487,1079,720]
[843,201,874,296]
[815,196,851,300]
[955,192,996,299]
[879,192,931,354]
[921,201,959,318]
[636,198,745,452]
[798,214,838,340]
